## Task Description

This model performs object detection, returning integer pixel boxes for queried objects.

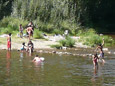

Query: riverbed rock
[108,51,111,54]
[113,52,115,54]
[52,51,56,53]
[103,48,108,51]
[62,47,67,50]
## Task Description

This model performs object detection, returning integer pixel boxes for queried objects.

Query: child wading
[21,42,26,51]
[7,33,11,51]
[92,54,99,69]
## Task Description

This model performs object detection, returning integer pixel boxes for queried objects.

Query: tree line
[0,0,115,32]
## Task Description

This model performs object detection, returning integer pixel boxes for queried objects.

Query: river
[0,48,115,86]
[0,34,115,86]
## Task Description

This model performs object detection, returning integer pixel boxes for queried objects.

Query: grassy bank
[0,17,114,48]
[77,29,115,47]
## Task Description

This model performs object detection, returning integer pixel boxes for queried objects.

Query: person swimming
[33,55,41,62]
[33,55,45,62]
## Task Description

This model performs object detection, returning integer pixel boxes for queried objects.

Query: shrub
[59,40,67,46]
[0,17,28,31]
[65,36,75,47]
[33,29,44,39]
[52,29,63,35]
[38,22,54,33]
[50,44,62,49]
[77,29,115,47]
[0,27,13,34]
[59,36,75,47]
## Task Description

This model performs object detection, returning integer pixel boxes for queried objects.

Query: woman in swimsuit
[26,26,33,40]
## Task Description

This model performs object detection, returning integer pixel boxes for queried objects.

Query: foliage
[0,17,28,31]
[51,36,75,49]
[0,0,115,32]
[59,36,75,47]
[77,29,115,47]
[0,0,13,20]
[50,44,62,49]
[33,29,44,39]
[52,29,63,35]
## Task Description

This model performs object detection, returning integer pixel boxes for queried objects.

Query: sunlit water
[0,49,115,86]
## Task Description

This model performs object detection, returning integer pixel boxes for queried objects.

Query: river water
[0,48,115,86]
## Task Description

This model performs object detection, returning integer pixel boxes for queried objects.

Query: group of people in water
[7,21,106,65]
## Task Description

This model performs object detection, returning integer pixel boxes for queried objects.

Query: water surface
[0,50,115,86]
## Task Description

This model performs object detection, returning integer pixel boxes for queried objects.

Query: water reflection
[91,63,104,86]
[0,50,114,86]
[20,52,23,61]
[33,61,44,72]
[6,51,11,76]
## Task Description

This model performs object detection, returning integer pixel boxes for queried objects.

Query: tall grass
[0,17,28,34]
[77,29,115,47]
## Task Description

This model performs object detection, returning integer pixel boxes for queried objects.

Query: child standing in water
[92,53,99,69]
[7,33,11,51]
[21,42,26,51]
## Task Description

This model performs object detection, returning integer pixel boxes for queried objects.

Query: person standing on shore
[7,33,12,51]
[19,24,23,38]
[28,21,34,31]
[26,26,33,40]
[27,21,34,38]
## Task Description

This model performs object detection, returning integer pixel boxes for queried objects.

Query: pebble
[52,51,56,53]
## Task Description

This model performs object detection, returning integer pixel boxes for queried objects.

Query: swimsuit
[7,41,11,48]
[99,53,104,59]
[93,58,98,65]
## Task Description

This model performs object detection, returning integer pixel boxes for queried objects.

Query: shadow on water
[0,49,115,86]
